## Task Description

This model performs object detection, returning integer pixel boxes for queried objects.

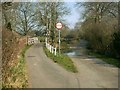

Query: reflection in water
[65,52,76,56]
[64,39,88,57]
[64,49,84,57]
[65,49,115,67]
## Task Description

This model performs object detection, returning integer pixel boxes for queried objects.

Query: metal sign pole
[58,30,61,55]
[56,22,63,55]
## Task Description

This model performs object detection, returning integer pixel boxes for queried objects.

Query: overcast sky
[63,2,85,29]
[63,2,80,29]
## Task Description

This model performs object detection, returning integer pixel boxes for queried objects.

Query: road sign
[56,22,63,30]
[56,22,63,55]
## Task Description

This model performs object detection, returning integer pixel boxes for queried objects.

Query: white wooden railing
[27,37,39,45]
[45,38,57,56]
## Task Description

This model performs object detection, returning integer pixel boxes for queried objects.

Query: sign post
[58,30,61,54]
[56,22,63,55]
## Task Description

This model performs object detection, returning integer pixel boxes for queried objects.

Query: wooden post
[52,46,54,54]
[54,47,56,56]
[50,45,52,52]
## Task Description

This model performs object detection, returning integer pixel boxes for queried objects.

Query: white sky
[63,2,80,29]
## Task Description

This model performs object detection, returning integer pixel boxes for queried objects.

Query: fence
[27,37,39,45]
[45,38,57,56]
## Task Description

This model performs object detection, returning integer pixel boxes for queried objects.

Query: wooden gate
[27,37,39,45]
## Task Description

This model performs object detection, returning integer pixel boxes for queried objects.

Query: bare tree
[37,2,70,46]
[76,2,118,23]
[2,2,15,30]
[76,2,118,55]
[15,2,39,35]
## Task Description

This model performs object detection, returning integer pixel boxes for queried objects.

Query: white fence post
[46,42,48,49]
[47,43,49,50]
[50,45,52,52]
[54,48,56,56]
[45,43,57,56]
[51,46,54,54]
[48,44,50,51]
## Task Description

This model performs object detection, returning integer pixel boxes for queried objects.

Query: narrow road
[25,42,118,88]
[69,40,118,88]
[70,57,118,88]
[25,44,79,88]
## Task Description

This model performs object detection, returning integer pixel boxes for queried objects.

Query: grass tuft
[3,45,31,88]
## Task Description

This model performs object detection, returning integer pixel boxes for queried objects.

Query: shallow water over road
[64,39,118,88]
[64,39,88,57]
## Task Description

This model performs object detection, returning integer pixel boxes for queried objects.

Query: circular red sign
[56,22,63,30]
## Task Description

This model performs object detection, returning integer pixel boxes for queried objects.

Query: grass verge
[88,51,120,68]
[4,45,31,88]
[43,47,78,73]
